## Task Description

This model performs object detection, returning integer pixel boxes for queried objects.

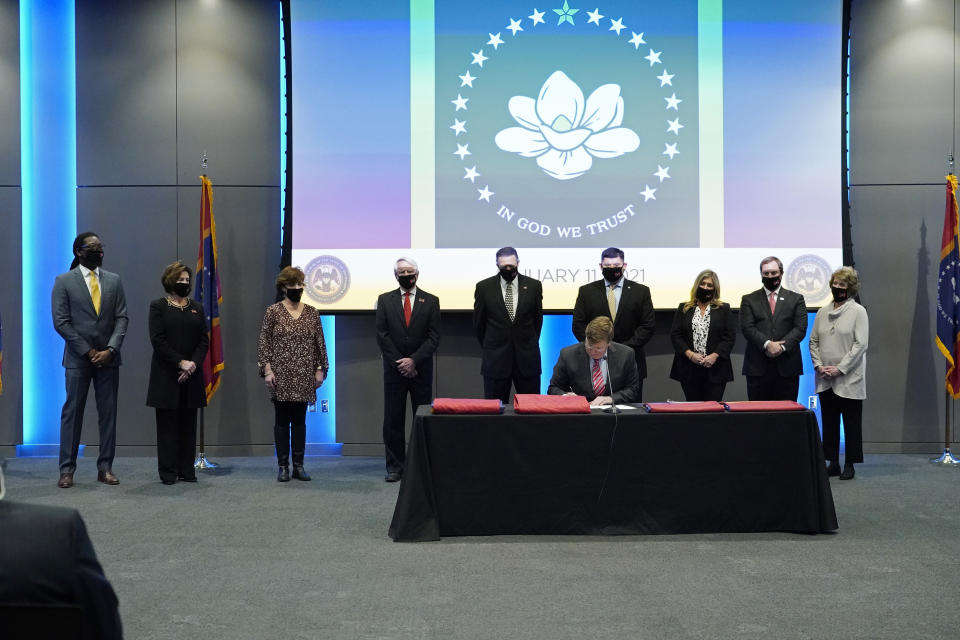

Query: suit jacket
[473,274,543,377]
[52,267,128,368]
[0,501,123,640]
[146,298,209,409]
[547,341,640,404]
[739,287,808,377]
[669,302,736,384]
[376,287,441,378]
[572,279,655,378]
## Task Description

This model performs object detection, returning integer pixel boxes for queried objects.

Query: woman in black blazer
[669,270,736,401]
[146,262,209,484]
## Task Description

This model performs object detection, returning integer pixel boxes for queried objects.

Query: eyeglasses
[81,244,104,252]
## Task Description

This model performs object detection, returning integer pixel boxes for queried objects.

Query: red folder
[513,394,591,414]
[644,401,726,413]
[723,401,807,412]
[431,398,504,414]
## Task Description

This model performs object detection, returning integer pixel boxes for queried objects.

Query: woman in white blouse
[810,267,868,480]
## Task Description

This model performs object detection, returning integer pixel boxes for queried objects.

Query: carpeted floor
[2,454,959,640]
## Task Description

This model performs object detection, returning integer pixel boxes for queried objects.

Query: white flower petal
[584,127,640,158]
[495,127,550,157]
[536,71,585,131]
[536,147,593,180]
[581,84,622,132]
[508,96,541,131]
[539,125,592,152]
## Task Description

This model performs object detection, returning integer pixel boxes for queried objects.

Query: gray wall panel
[177,185,280,448]
[0,187,22,446]
[176,0,280,187]
[849,0,955,185]
[76,0,176,186]
[76,187,179,448]
[0,0,18,185]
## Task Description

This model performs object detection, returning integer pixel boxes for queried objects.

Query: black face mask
[173,282,191,298]
[397,274,417,290]
[79,251,103,270]
[286,288,303,303]
[762,276,781,291]
[831,287,848,302]
[695,287,714,302]
[499,267,518,282]
[602,267,623,282]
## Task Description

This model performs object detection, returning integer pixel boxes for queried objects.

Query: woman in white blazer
[809,267,868,480]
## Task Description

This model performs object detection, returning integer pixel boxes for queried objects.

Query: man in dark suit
[740,255,808,401]
[473,247,544,402]
[0,470,122,639]
[51,232,128,488]
[376,257,441,482]
[572,247,655,401]
[548,317,640,405]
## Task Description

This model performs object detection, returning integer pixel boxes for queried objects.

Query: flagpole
[194,151,219,471]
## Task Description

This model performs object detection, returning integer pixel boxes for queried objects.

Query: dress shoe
[97,470,120,485]
[177,474,198,483]
[277,465,290,482]
[292,464,311,481]
[161,478,177,485]
[826,460,841,477]
[385,471,401,483]
[840,463,855,480]
[58,473,74,489]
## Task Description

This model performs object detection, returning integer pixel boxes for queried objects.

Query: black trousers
[483,373,540,404]
[746,373,799,402]
[819,388,864,463]
[155,406,198,482]
[383,369,432,474]
[273,400,307,466]
[680,366,727,401]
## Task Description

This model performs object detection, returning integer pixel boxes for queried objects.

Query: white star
[450,119,467,136]
[487,32,504,49]
[459,71,476,87]
[471,49,488,67]
[640,185,657,201]
[667,117,684,134]
[657,70,674,87]
[663,143,679,159]
[665,93,682,110]
[529,8,545,25]
[455,143,471,160]
[452,94,469,111]
[628,32,645,49]
[644,48,662,66]
[654,165,670,182]
[609,17,626,35]
[464,166,480,182]
[587,8,604,25]
[507,18,524,35]
[477,185,494,202]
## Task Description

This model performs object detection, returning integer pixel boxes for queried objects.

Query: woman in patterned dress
[257,267,328,482]
[669,270,736,401]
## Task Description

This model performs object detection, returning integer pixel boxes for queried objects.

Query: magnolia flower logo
[494,70,640,180]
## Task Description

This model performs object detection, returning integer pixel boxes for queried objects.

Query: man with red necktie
[375,258,441,482]
[547,317,640,406]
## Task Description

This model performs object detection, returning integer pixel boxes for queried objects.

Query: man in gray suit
[739,255,808,401]
[52,232,128,488]
[548,317,640,406]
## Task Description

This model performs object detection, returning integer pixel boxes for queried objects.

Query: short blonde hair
[585,316,614,343]
[830,266,860,296]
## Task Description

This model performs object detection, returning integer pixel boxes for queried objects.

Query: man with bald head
[375,258,441,482]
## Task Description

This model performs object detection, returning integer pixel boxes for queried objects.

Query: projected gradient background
[291,1,842,310]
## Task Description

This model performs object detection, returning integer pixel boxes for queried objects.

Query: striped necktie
[592,358,605,397]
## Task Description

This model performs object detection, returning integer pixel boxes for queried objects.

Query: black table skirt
[389,407,838,541]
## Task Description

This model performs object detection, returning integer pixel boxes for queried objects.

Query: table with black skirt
[388,406,838,541]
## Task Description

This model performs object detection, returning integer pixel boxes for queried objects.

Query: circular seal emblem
[304,255,350,304]
[785,254,832,305]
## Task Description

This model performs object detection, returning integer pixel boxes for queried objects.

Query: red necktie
[403,292,412,327]
[592,359,605,397]
[768,291,777,314]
